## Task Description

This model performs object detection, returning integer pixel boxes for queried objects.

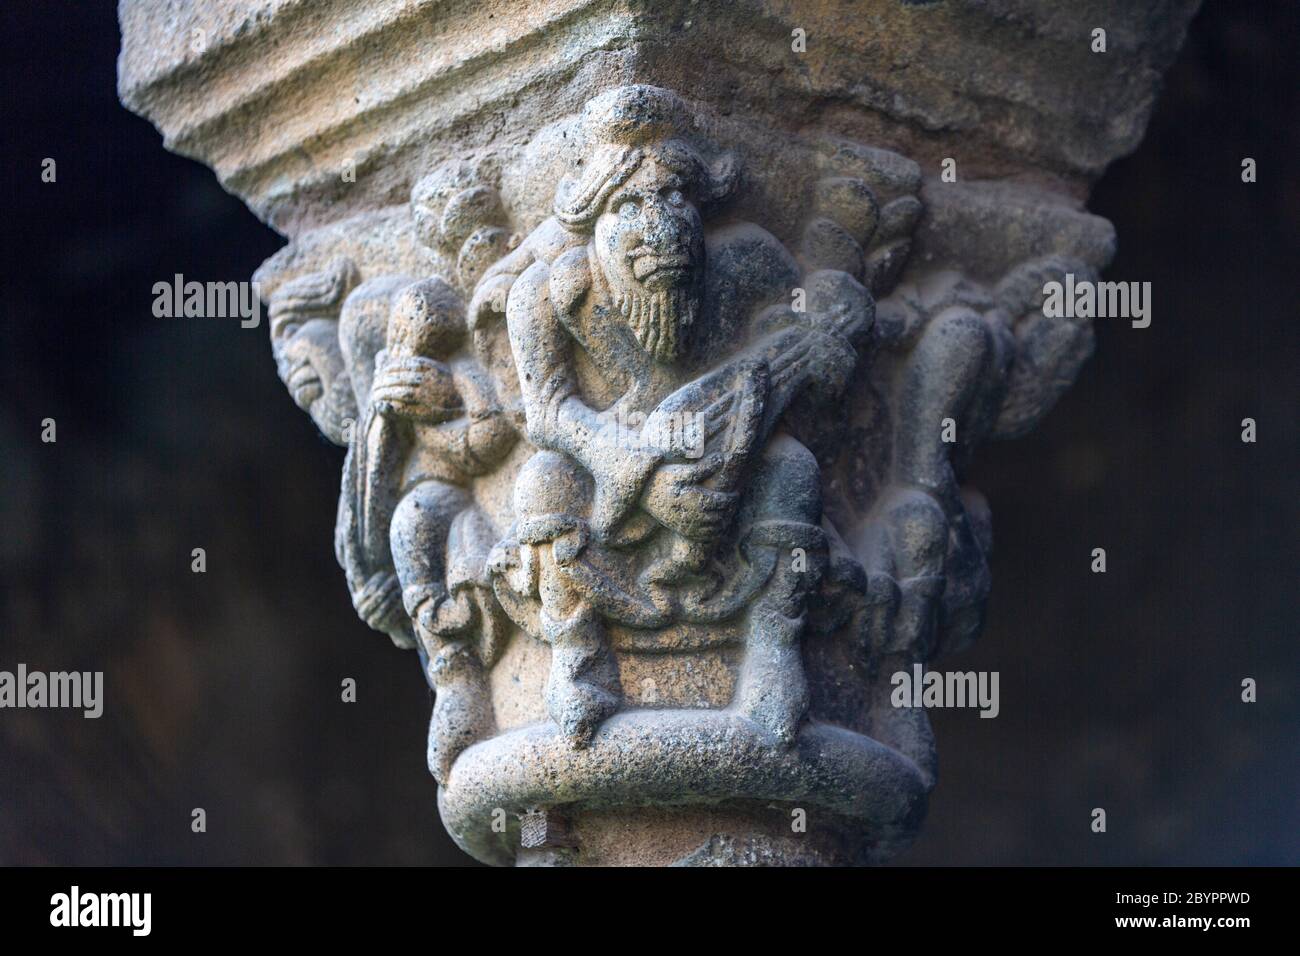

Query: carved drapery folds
[120,0,1198,866]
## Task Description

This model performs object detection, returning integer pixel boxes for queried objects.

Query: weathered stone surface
[119,0,1198,865]
[118,0,1199,235]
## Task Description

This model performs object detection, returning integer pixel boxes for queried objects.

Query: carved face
[272,315,352,441]
[592,155,704,364]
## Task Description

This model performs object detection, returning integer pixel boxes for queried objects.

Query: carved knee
[743,434,822,527]
[883,486,947,579]
[513,451,592,535]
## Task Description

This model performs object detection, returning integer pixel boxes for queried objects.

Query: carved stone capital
[119,0,1198,865]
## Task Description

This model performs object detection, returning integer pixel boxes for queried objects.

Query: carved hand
[639,454,738,541]
[371,357,462,423]
[353,571,405,634]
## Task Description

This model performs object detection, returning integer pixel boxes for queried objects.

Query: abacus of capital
[119,0,1198,866]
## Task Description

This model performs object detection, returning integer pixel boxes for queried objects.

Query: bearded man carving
[495,86,871,746]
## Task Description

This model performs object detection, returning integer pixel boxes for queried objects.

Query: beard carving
[310,368,358,443]
[600,248,701,365]
[612,284,697,365]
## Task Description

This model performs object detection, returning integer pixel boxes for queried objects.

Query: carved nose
[642,215,688,255]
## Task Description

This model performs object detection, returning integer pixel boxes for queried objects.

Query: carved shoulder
[548,245,592,318]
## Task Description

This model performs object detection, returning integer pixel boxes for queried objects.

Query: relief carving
[260,85,1101,865]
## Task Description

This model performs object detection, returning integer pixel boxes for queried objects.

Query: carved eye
[665,189,685,207]
[618,198,640,220]
[273,317,302,340]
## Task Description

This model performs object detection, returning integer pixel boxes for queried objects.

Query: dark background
[1,1,1296,865]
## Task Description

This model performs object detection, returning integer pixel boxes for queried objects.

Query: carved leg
[735,589,812,746]
[391,481,495,780]
[513,451,622,746]
[389,479,471,636]
[733,435,823,744]
[426,641,496,785]
[883,303,997,659]
[879,486,948,660]
[893,305,993,497]
[540,602,620,747]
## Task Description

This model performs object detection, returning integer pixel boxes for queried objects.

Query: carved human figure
[841,257,1096,672]
[368,278,515,779]
[489,86,874,747]
[335,274,419,648]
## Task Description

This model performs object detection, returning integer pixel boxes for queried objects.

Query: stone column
[119,0,1198,866]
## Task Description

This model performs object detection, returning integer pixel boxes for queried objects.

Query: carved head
[268,257,359,444]
[555,87,737,364]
